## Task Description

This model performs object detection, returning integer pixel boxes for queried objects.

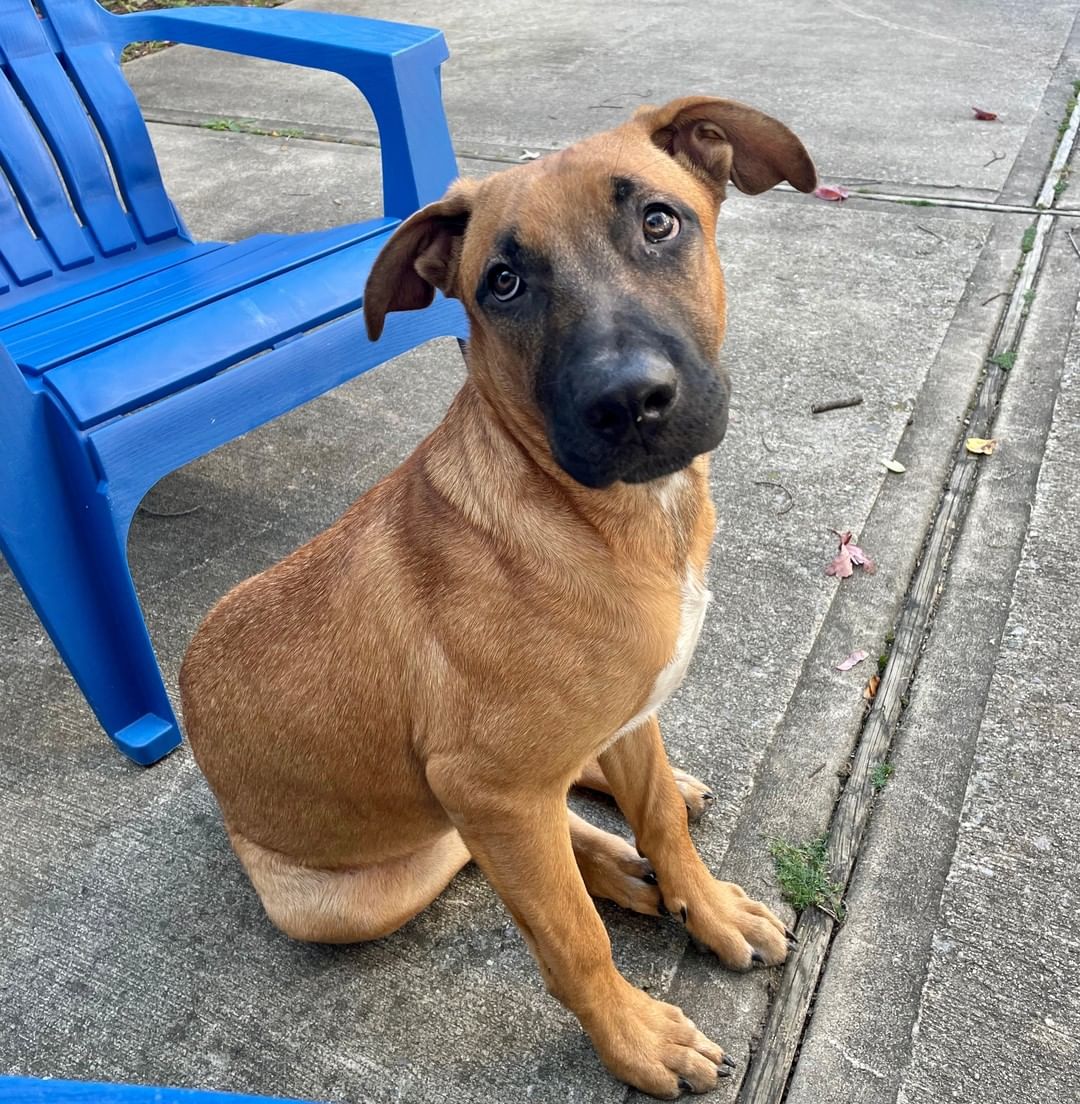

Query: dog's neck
[420,377,712,577]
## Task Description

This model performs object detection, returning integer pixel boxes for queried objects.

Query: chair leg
[0,386,180,765]
[361,54,460,217]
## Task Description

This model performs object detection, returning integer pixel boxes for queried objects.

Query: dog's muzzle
[541,347,729,488]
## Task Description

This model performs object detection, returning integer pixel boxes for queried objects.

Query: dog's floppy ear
[364,179,478,341]
[635,96,816,199]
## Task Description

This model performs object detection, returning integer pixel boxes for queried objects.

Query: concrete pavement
[2,2,1079,1102]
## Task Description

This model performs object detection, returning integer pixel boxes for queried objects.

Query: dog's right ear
[634,97,816,200]
[364,180,477,341]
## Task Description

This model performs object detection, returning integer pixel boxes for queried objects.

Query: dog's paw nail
[717,1065,733,1079]
[722,1055,736,1068]
[751,950,765,965]
[785,927,798,943]
[642,871,658,885]
[679,904,688,923]
[703,791,715,802]
[678,1078,692,1094]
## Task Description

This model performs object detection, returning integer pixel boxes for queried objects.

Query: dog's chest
[612,571,712,741]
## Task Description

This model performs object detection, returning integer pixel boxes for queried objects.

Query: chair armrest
[103,6,459,217]
[104,7,445,75]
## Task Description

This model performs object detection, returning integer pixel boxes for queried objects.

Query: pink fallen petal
[835,649,869,672]
[971,106,998,121]
[846,541,877,574]
[814,184,850,202]
[825,546,854,578]
[826,529,876,578]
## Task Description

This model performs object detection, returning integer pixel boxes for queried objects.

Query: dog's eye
[488,265,525,302]
[642,205,680,243]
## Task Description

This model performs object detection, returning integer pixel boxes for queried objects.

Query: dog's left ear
[364,179,478,341]
[635,96,816,199]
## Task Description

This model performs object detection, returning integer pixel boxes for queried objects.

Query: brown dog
[180,96,815,1098]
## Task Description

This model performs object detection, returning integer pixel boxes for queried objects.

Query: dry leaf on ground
[965,437,998,455]
[826,530,877,578]
[836,649,869,672]
[972,106,999,121]
[881,458,906,473]
[863,674,881,701]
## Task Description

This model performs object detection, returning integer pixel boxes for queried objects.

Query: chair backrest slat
[0,173,54,285]
[0,66,93,272]
[0,0,136,257]
[38,0,182,243]
[0,0,184,289]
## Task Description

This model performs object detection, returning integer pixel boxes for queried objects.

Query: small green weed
[1020,226,1037,254]
[769,836,845,919]
[1058,88,1078,137]
[992,350,1017,371]
[201,118,303,139]
[896,198,933,208]
[870,762,894,791]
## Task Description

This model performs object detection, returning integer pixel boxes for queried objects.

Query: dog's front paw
[584,979,733,1098]
[669,880,792,971]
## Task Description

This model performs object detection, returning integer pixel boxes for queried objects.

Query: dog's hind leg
[233,814,658,937]
[568,811,662,916]
[574,757,716,821]
[229,828,471,943]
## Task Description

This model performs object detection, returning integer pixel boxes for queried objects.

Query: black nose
[583,367,678,443]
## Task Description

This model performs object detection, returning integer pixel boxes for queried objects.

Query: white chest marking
[650,471,690,519]
[608,571,712,745]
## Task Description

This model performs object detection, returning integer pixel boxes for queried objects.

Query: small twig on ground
[760,431,778,454]
[814,902,844,923]
[982,150,1005,168]
[981,291,1008,306]
[916,224,946,244]
[811,394,863,415]
[1068,228,1080,260]
[754,479,795,516]
[138,504,202,518]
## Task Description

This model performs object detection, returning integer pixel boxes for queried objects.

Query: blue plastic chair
[0,1076,322,1102]
[0,0,467,765]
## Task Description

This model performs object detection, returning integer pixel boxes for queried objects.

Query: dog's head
[365,96,815,489]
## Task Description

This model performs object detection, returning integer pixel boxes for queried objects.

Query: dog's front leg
[599,716,791,968]
[426,762,729,1097]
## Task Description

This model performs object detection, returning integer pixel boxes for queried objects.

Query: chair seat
[1,216,399,428]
